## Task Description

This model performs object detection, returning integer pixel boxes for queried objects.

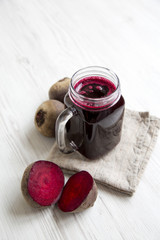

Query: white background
[0,0,160,239]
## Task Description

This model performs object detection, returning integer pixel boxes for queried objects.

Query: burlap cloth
[47,109,160,195]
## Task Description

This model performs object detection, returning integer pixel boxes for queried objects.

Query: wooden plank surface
[0,0,160,239]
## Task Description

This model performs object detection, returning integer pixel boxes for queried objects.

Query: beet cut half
[58,171,97,212]
[27,160,64,206]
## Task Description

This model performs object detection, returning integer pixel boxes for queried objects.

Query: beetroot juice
[61,67,125,160]
[74,76,116,99]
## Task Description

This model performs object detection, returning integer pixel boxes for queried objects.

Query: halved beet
[57,171,98,213]
[21,160,64,208]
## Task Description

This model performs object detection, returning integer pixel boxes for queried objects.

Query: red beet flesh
[28,161,64,206]
[58,171,93,212]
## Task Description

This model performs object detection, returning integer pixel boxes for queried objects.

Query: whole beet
[49,77,71,103]
[34,100,65,137]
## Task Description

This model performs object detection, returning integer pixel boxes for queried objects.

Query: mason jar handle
[55,107,78,153]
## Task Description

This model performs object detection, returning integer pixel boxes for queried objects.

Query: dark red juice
[74,76,116,98]
[65,76,125,159]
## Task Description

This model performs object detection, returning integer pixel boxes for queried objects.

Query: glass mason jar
[56,66,125,160]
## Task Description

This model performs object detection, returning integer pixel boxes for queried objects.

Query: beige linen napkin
[47,109,160,195]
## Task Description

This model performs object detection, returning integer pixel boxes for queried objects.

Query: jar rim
[69,66,121,110]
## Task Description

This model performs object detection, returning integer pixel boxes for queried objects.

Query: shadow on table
[9,195,49,218]
[23,126,54,160]
[98,182,132,199]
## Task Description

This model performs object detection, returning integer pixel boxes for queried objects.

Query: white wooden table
[1,0,160,239]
